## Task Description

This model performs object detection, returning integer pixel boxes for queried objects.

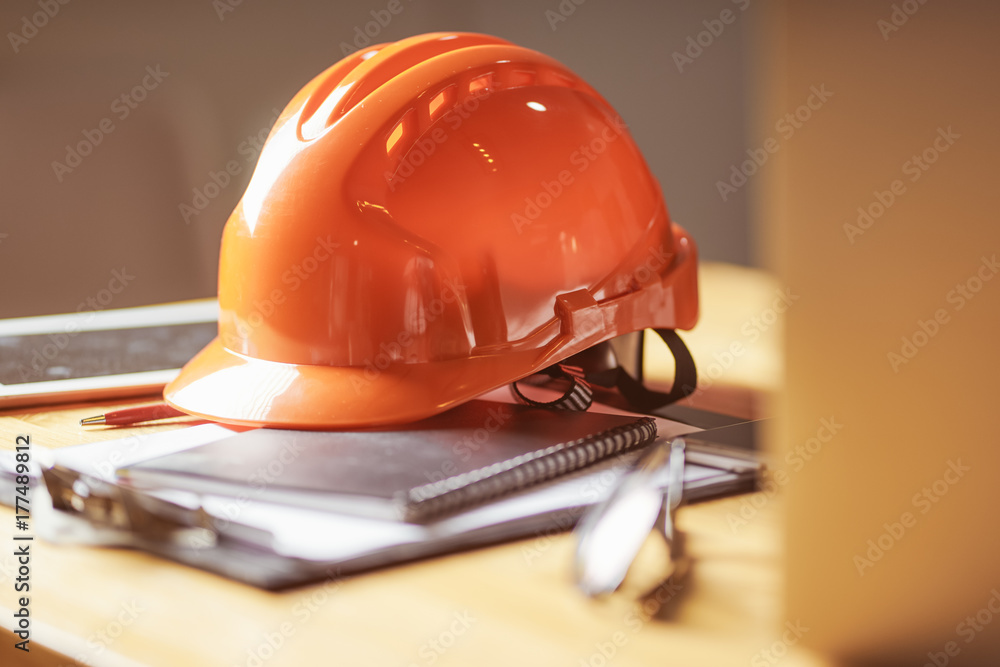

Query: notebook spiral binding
[403,417,658,523]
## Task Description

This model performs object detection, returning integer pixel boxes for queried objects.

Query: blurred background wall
[0,0,756,318]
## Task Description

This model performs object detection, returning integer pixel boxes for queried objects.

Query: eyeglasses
[573,437,688,597]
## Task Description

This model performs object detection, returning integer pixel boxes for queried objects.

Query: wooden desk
[0,264,832,667]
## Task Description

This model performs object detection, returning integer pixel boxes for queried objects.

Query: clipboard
[10,416,761,589]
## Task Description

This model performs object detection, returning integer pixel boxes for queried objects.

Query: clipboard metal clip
[40,464,221,549]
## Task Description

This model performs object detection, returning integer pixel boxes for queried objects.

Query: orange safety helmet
[165,32,698,429]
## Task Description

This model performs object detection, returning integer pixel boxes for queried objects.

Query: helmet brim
[164,337,560,429]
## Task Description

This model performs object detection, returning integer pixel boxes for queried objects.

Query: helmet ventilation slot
[381,63,582,162]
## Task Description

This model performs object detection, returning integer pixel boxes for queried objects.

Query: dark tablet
[0,301,217,408]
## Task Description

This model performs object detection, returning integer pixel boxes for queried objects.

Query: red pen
[80,403,187,427]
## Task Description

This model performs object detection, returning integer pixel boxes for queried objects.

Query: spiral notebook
[118,400,659,523]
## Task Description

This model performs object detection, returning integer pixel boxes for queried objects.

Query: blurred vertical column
[755,0,1000,663]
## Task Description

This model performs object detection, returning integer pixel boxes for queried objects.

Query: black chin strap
[588,328,698,412]
[510,364,594,411]
[509,329,697,414]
